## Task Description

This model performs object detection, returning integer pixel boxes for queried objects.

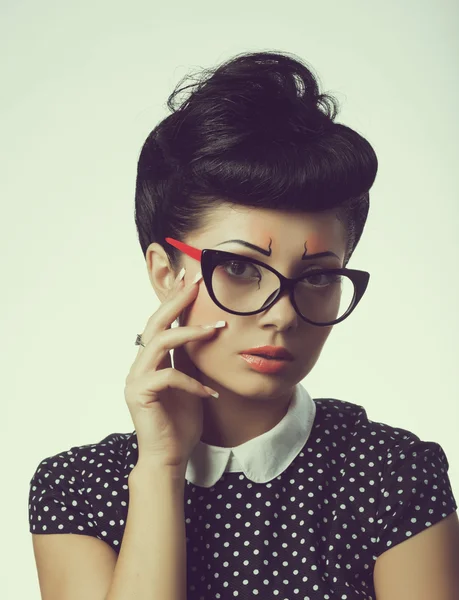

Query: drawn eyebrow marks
[215,237,339,261]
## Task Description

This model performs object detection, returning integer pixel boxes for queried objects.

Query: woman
[29,50,458,599]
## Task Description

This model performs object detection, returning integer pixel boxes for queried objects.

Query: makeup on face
[239,353,292,374]
[214,234,341,273]
[213,232,340,374]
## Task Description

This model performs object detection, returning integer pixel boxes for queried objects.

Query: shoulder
[313,397,455,488]
[28,431,138,547]
[313,396,440,456]
[313,397,458,594]
[29,431,135,486]
[315,400,457,534]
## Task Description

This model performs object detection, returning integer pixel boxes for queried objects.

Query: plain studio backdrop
[2,1,458,598]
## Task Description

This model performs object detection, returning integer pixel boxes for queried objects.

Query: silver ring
[135,334,145,347]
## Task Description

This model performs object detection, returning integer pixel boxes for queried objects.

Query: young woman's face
[175,204,347,397]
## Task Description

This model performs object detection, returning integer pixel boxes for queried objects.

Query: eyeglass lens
[211,258,355,324]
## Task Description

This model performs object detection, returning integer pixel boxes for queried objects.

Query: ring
[135,334,145,347]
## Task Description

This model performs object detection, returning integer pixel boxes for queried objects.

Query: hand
[124,269,224,472]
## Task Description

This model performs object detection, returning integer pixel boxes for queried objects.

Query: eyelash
[230,257,331,275]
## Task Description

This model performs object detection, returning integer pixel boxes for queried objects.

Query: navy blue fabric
[29,398,457,599]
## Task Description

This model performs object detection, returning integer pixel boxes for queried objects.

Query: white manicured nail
[202,320,226,329]
[176,267,186,282]
[192,271,203,284]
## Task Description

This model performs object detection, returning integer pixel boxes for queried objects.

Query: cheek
[180,293,230,368]
[303,326,333,365]
[180,288,226,327]
[310,325,333,349]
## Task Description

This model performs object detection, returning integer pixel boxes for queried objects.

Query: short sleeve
[374,439,457,557]
[28,453,97,536]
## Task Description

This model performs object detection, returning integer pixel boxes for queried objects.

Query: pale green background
[2,0,458,598]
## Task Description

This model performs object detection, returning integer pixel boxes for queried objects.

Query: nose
[262,286,300,321]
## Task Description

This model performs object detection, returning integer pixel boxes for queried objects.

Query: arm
[374,511,459,599]
[106,462,187,600]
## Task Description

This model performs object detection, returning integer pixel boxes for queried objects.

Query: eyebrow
[215,239,339,261]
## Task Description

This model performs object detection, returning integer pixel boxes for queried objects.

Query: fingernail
[204,386,219,398]
[201,320,226,329]
[191,271,203,284]
[176,267,186,283]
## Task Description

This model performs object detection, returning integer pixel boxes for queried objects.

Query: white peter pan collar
[185,383,316,488]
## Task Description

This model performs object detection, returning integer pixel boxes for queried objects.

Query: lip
[239,345,294,360]
[239,353,291,374]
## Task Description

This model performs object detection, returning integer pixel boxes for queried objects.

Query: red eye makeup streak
[215,236,339,261]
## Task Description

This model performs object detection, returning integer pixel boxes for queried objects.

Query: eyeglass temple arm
[165,237,202,262]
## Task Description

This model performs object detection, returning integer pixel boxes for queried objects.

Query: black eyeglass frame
[165,237,370,327]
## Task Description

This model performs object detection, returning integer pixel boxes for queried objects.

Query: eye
[300,268,342,287]
[301,269,342,288]
[219,260,261,280]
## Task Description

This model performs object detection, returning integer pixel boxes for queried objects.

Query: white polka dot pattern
[29,400,457,599]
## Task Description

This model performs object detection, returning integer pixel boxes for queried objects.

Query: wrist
[129,461,187,484]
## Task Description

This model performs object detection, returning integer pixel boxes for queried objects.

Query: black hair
[134,50,378,272]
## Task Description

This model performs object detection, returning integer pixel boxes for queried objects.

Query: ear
[145,242,177,302]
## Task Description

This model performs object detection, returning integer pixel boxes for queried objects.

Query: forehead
[197,204,346,260]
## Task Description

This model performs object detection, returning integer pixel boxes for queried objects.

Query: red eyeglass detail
[165,237,202,262]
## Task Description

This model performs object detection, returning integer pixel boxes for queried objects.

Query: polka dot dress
[29,396,457,599]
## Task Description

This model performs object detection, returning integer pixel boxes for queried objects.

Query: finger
[126,367,217,405]
[135,271,197,361]
[132,270,204,367]
[172,343,201,380]
[129,323,219,379]
[146,273,203,339]
[165,267,186,302]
